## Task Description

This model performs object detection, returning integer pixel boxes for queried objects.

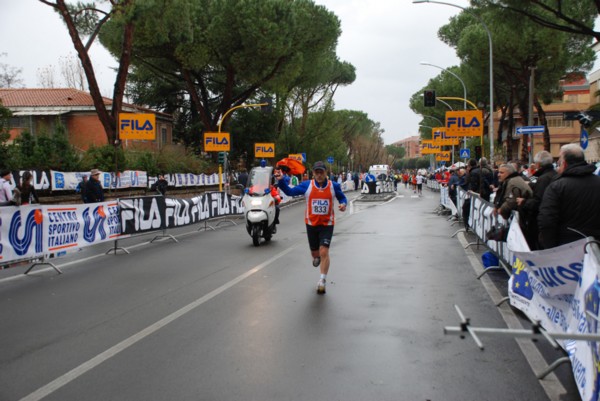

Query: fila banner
[445,110,483,137]
[119,192,243,235]
[421,140,441,155]
[432,127,460,146]
[255,143,275,158]
[119,113,156,140]
[204,132,230,152]
[435,151,451,162]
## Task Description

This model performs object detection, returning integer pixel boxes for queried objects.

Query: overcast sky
[1,0,473,144]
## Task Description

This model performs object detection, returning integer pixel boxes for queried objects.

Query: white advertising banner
[0,202,122,264]
[508,220,600,401]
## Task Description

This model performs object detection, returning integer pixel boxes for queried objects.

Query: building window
[9,116,29,128]
[161,127,167,145]
[546,116,573,128]
[565,94,577,103]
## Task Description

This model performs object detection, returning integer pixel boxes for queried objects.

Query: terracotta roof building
[0,88,173,151]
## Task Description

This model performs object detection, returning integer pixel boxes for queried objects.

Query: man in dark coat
[84,169,105,203]
[468,157,494,201]
[538,144,600,249]
[516,150,557,250]
[151,174,168,196]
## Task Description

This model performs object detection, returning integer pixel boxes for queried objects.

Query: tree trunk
[519,99,529,163]
[41,0,137,146]
[535,99,550,151]
[507,87,515,161]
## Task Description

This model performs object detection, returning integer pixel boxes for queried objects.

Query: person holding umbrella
[275,161,347,294]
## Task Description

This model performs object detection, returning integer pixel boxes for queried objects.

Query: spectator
[447,168,461,206]
[237,168,248,188]
[516,150,557,250]
[492,163,532,220]
[462,159,478,231]
[76,175,89,203]
[364,171,376,194]
[151,174,168,196]
[538,144,600,249]
[84,169,105,203]
[469,157,494,201]
[0,169,13,206]
[18,171,39,205]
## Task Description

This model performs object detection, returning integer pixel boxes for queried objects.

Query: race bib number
[311,199,330,215]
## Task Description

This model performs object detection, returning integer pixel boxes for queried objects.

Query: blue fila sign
[204,132,231,151]
[447,117,481,128]
[120,120,153,131]
[119,113,156,140]
[445,110,483,137]
[207,137,230,145]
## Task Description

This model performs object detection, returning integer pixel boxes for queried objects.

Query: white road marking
[18,245,298,401]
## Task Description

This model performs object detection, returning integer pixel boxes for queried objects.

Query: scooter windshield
[247,167,273,196]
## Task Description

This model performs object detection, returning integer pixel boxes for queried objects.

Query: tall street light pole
[420,61,466,163]
[413,0,494,159]
[420,61,467,110]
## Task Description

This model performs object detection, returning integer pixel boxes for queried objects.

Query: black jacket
[84,179,105,203]
[538,162,600,249]
[468,166,494,201]
[521,165,557,218]
[519,165,557,249]
[151,179,168,196]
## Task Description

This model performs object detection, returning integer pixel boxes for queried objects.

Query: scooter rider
[275,161,347,294]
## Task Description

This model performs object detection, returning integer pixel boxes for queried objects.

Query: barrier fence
[429,180,600,401]
[0,192,244,270]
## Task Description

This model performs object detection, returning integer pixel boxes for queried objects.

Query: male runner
[275,161,347,294]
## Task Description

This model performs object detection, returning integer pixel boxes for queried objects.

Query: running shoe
[312,256,321,267]
[316,279,326,294]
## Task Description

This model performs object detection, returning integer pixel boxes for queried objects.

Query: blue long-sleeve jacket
[277,178,348,205]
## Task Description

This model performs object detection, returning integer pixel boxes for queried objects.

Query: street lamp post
[413,0,494,159]
[420,61,467,163]
[420,62,467,110]
[423,115,444,126]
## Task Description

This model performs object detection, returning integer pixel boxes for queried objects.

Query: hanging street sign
[515,126,545,135]
[581,128,589,150]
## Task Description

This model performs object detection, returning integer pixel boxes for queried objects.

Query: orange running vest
[305,179,336,226]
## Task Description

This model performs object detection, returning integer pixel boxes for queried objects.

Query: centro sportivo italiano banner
[507,218,600,401]
[0,202,121,264]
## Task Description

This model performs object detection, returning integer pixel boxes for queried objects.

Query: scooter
[242,165,277,246]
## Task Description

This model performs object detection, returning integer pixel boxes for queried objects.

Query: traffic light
[577,112,593,128]
[474,145,482,160]
[218,151,226,164]
[424,90,436,107]
[260,96,273,113]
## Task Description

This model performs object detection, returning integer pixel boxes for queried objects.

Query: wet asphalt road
[0,186,578,401]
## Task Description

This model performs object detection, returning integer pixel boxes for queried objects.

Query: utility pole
[527,66,536,165]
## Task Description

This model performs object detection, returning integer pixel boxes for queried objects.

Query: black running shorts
[306,224,334,251]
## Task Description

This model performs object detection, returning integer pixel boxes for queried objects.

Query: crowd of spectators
[436,144,600,250]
